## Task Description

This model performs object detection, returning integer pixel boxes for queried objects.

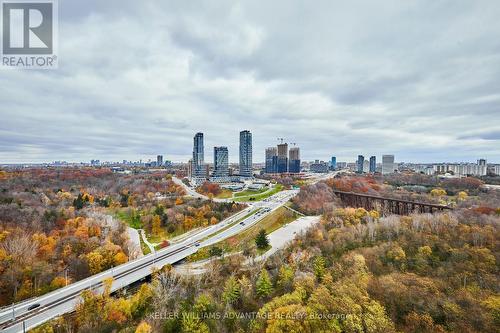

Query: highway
[0,189,298,333]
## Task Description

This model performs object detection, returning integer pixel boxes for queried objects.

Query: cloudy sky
[1,0,500,164]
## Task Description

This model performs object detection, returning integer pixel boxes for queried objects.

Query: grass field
[215,189,233,199]
[233,184,283,202]
[114,209,142,229]
[234,187,269,197]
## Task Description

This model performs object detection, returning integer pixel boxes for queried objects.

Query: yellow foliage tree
[50,276,69,289]
[82,193,94,204]
[106,297,131,324]
[0,248,8,261]
[152,215,162,236]
[86,251,104,274]
[430,188,447,197]
[183,216,195,230]
[369,210,380,219]
[114,251,128,265]
[135,322,152,333]
[74,225,89,239]
[0,230,9,242]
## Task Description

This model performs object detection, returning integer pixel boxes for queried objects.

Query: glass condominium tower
[192,132,205,178]
[239,130,253,177]
[213,146,229,178]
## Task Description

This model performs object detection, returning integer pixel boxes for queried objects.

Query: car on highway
[239,222,245,225]
[195,243,200,247]
[27,303,41,311]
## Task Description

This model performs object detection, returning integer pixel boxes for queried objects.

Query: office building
[493,165,500,176]
[265,147,277,173]
[192,132,206,179]
[369,156,376,173]
[213,147,229,178]
[277,143,288,173]
[382,155,395,175]
[433,161,487,177]
[357,155,365,173]
[330,156,337,170]
[157,155,163,167]
[310,160,329,173]
[239,130,253,177]
[289,147,301,173]
[337,162,347,169]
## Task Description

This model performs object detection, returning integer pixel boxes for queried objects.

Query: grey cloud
[1,0,500,164]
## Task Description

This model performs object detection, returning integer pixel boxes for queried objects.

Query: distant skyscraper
[277,143,288,173]
[369,156,376,173]
[192,132,205,178]
[157,155,163,166]
[288,147,301,173]
[265,147,277,173]
[213,147,229,178]
[330,156,337,170]
[187,158,193,178]
[357,155,365,173]
[382,155,395,175]
[239,130,253,177]
[478,159,487,166]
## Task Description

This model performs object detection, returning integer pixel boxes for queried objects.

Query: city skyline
[1,2,499,333]
[2,1,500,164]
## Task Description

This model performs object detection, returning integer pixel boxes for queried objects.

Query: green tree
[277,265,295,292]
[181,314,210,333]
[313,256,326,282]
[256,269,274,298]
[209,246,223,257]
[255,229,269,249]
[222,276,241,304]
[73,194,84,210]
